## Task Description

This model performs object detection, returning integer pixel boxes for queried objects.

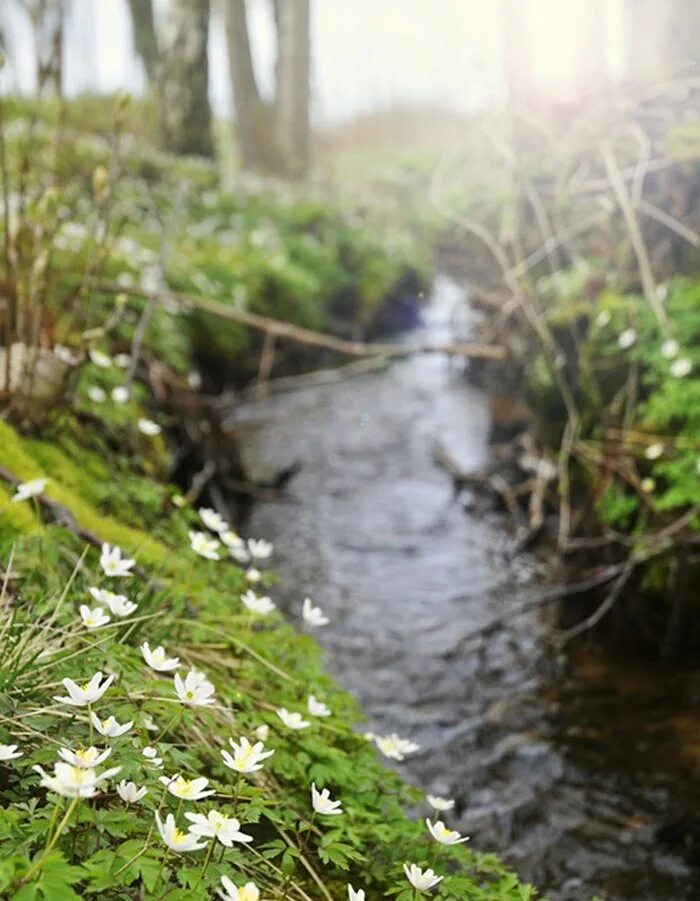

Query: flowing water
[228,275,700,900]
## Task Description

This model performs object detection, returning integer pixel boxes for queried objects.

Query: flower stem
[24,797,79,883]
[156,706,183,743]
[232,773,242,812]
[154,848,171,891]
[43,798,62,850]
[195,838,216,888]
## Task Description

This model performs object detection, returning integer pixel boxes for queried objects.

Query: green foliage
[0,420,531,899]
[0,98,429,391]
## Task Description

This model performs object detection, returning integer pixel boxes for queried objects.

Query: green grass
[0,419,533,900]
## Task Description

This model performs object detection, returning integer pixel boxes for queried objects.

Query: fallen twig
[553,557,636,644]
[96,281,507,361]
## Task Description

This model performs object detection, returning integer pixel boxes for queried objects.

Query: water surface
[229,275,700,900]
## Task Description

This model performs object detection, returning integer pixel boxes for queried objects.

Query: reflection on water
[228,274,700,900]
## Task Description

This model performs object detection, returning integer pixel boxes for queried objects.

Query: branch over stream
[97,282,507,361]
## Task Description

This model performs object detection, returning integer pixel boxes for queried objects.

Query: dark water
[228,275,700,900]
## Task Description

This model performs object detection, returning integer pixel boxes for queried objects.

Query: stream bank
[228,274,700,900]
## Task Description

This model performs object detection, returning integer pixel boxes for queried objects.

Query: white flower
[79,605,111,630]
[189,530,221,561]
[90,712,132,738]
[53,344,79,366]
[670,357,692,378]
[138,418,162,436]
[87,385,106,403]
[247,539,273,560]
[199,507,228,533]
[302,597,329,627]
[245,567,262,583]
[307,695,331,717]
[311,782,342,815]
[276,708,310,730]
[218,877,260,901]
[618,328,637,349]
[425,817,470,845]
[88,587,137,618]
[142,746,163,767]
[185,810,253,846]
[12,477,48,502]
[221,530,245,550]
[221,736,274,774]
[117,780,148,803]
[427,795,455,812]
[254,725,269,742]
[222,530,250,562]
[105,595,136,617]
[141,641,180,672]
[111,386,130,404]
[229,545,251,563]
[241,590,276,615]
[374,734,420,761]
[155,811,207,853]
[33,762,120,799]
[594,310,611,328]
[347,887,365,901]
[661,338,679,359]
[99,543,136,578]
[58,746,112,768]
[114,353,131,368]
[641,477,656,493]
[143,714,158,731]
[54,671,114,707]
[644,443,664,461]
[0,744,22,760]
[159,773,216,801]
[174,668,216,707]
[403,863,443,892]
[89,348,112,368]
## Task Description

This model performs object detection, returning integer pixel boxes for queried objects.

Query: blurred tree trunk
[158,0,213,157]
[274,0,310,178]
[224,0,310,179]
[21,0,65,95]
[126,0,158,87]
[224,0,281,172]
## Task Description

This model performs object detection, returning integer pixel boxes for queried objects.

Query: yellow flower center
[174,778,193,796]
[239,887,259,901]
[186,690,195,699]
[237,746,254,766]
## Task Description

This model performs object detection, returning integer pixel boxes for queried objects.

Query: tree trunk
[158,0,214,158]
[274,0,310,178]
[26,0,65,95]
[126,0,158,87]
[223,0,281,173]
[224,0,311,178]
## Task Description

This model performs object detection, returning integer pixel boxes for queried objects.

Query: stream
[228,274,700,900]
